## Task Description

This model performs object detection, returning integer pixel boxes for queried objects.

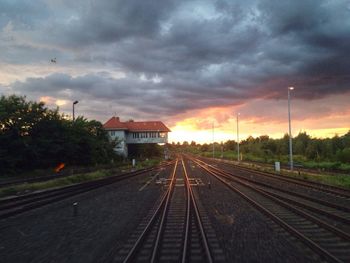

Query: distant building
[103,116,171,157]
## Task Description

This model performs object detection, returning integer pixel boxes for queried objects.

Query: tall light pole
[288,87,294,170]
[237,113,240,162]
[73,100,79,121]
[212,122,215,158]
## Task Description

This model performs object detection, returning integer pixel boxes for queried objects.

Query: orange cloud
[169,93,350,143]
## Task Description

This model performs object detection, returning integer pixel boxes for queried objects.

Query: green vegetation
[0,95,119,176]
[0,158,162,198]
[0,170,112,198]
[169,131,350,173]
[128,143,163,159]
[288,170,350,188]
[235,162,350,188]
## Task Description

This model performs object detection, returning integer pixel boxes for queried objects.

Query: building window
[159,132,166,138]
[110,131,115,136]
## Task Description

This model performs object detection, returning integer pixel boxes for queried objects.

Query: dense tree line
[237,132,350,163]
[170,131,350,168]
[0,95,118,175]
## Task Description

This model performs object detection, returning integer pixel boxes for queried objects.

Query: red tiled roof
[103,117,171,132]
[103,117,128,130]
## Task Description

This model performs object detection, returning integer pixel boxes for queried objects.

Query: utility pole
[73,100,78,121]
[221,141,223,158]
[212,122,215,158]
[237,113,240,162]
[288,87,294,170]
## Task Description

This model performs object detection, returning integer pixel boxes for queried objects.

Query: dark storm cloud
[2,0,350,119]
[53,0,179,47]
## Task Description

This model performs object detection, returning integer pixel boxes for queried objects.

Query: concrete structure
[103,116,171,157]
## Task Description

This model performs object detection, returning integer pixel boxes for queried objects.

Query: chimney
[115,117,120,122]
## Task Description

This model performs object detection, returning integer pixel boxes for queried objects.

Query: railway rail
[0,161,174,188]
[202,157,350,199]
[196,158,350,225]
[189,156,350,263]
[0,162,173,220]
[231,158,348,176]
[116,158,216,263]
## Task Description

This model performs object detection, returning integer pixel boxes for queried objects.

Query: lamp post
[212,122,215,158]
[73,100,78,121]
[288,87,294,170]
[237,113,240,162]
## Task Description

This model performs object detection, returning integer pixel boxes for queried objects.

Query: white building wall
[126,132,168,144]
[108,130,128,157]
[107,130,169,157]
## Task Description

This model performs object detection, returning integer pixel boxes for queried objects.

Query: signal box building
[103,116,171,157]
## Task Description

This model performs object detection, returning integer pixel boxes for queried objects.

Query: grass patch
[240,162,350,189]
[0,158,163,199]
[201,150,350,174]
[0,170,113,198]
[279,169,350,189]
[136,158,162,169]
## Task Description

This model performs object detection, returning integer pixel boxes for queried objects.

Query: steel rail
[0,161,175,189]
[0,162,174,219]
[182,158,213,263]
[122,159,178,263]
[0,162,174,206]
[190,156,348,263]
[149,160,178,263]
[194,158,350,224]
[206,157,350,199]
[203,158,350,212]
[123,158,214,263]
[194,158,350,239]
[182,160,191,263]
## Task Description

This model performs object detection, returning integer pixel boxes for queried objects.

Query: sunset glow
[1,0,349,143]
[168,94,350,143]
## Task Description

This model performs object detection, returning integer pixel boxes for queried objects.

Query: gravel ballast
[0,166,172,263]
[185,159,321,263]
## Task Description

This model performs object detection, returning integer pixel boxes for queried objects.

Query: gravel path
[0,166,172,263]
[185,159,322,263]
[210,160,350,207]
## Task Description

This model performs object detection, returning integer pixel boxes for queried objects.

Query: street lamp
[236,113,240,162]
[212,122,215,158]
[288,87,294,170]
[73,100,79,121]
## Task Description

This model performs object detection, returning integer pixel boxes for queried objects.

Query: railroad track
[0,162,173,220]
[195,158,350,225]
[201,156,350,199]
[0,161,174,188]
[114,159,220,263]
[189,156,350,263]
[230,158,348,176]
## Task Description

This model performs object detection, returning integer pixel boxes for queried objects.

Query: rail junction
[1,155,349,262]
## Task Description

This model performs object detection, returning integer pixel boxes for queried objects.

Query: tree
[0,95,117,175]
[294,132,310,155]
[337,148,350,163]
[224,140,236,151]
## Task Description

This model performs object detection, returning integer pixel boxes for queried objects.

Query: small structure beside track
[103,116,171,157]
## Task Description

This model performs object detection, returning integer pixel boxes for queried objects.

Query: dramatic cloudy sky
[1,0,350,143]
